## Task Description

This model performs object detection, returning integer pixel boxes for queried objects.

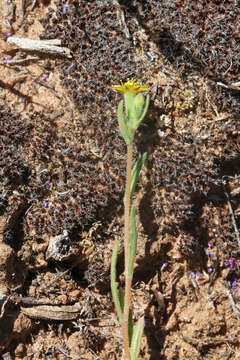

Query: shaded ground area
[0,1,240,359]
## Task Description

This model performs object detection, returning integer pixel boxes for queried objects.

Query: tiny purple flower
[7,33,12,37]
[206,251,211,256]
[229,257,235,270]
[231,278,238,291]
[61,3,68,7]
[207,267,213,273]
[46,183,51,189]
[43,201,49,208]
[161,262,168,270]
[208,243,213,249]
[190,272,200,281]
[41,76,47,81]
[3,56,11,64]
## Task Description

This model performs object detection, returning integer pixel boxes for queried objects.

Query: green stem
[122,142,133,360]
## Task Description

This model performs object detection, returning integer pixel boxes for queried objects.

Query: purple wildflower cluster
[3,56,11,64]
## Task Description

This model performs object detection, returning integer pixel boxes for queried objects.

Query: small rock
[46,231,73,262]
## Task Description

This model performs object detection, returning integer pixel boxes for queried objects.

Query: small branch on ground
[7,37,72,58]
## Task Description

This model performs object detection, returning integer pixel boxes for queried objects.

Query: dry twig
[7,37,72,58]
[225,191,240,248]
[226,289,240,321]
[6,56,39,65]
[20,303,82,320]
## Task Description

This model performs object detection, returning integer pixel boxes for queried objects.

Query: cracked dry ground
[0,1,240,359]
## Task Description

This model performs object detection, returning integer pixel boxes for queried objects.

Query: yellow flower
[112,79,148,94]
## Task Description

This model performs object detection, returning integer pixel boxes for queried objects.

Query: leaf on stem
[129,153,147,201]
[130,317,144,360]
[118,100,131,145]
[135,95,150,130]
[110,240,123,322]
[128,308,134,346]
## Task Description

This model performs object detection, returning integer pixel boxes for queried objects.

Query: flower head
[161,262,168,271]
[112,79,148,94]
[231,277,238,291]
[229,257,235,270]
[3,56,11,64]
[43,201,49,208]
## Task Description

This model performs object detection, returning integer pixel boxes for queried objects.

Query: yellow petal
[112,78,148,94]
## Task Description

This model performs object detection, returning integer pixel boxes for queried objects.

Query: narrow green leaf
[136,95,150,129]
[128,308,134,346]
[130,318,144,360]
[124,152,147,205]
[132,93,145,123]
[130,153,147,201]
[110,240,123,322]
[127,207,137,277]
[119,287,125,315]
[118,100,131,145]
[124,92,135,124]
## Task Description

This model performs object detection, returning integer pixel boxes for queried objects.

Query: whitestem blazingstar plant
[111,79,149,360]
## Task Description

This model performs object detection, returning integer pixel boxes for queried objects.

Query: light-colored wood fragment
[7,56,39,65]
[7,37,72,58]
[21,303,82,320]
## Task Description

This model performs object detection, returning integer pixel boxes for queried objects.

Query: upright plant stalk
[122,143,133,359]
[111,79,149,360]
